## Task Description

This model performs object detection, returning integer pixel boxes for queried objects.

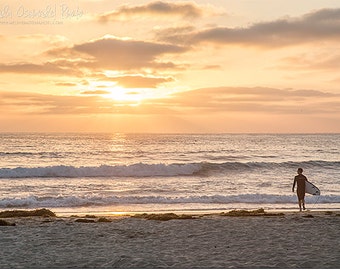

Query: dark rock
[74,218,96,223]
[0,219,16,226]
[97,217,112,223]
[85,215,97,218]
[303,214,314,218]
[133,213,196,221]
[0,208,56,218]
[220,208,284,217]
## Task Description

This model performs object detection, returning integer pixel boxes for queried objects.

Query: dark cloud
[98,1,206,22]
[158,8,340,48]
[1,36,188,77]
[72,36,188,70]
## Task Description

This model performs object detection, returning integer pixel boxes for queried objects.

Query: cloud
[71,35,188,70]
[0,35,90,76]
[103,74,174,88]
[47,35,188,71]
[0,62,76,75]
[0,59,90,76]
[158,8,340,48]
[97,1,208,22]
[3,86,339,117]
[0,91,175,115]
[81,90,111,95]
[165,87,340,114]
[55,82,78,87]
[280,53,340,70]
[0,35,187,77]
[154,25,196,44]
[0,91,111,115]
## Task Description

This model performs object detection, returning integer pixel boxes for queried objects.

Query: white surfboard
[305,181,320,195]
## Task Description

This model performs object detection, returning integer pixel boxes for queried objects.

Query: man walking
[292,168,308,211]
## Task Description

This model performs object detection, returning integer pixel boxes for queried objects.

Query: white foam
[1,194,339,208]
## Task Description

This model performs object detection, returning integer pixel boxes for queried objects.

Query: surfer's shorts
[297,189,305,200]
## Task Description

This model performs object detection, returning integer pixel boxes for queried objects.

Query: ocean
[0,133,339,215]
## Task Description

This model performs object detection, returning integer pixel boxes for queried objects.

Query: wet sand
[0,210,340,268]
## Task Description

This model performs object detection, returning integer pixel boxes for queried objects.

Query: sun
[86,79,173,104]
[104,86,147,104]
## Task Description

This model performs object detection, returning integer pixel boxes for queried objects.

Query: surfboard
[305,181,320,195]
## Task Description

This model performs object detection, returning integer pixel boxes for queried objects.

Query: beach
[1,134,339,268]
[1,210,340,268]
[2,0,340,267]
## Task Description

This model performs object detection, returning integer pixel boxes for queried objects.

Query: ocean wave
[0,160,339,178]
[0,163,202,178]
[198,160,340,176]
[0,151,64,157]
[1,194,339,208]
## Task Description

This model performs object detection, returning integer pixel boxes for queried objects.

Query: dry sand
[0,210,340,268]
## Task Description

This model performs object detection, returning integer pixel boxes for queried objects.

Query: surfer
[292,168,307,211]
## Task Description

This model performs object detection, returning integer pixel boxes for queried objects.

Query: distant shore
[1,208,340,268]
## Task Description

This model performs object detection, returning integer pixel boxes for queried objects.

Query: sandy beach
[0,209,339,268]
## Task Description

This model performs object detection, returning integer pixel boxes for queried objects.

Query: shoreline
[31,204,340,218]
[2,204,340,218]
[1,208,340,218]
[3,194,340,218]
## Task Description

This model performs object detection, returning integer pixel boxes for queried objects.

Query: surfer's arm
[292,178,296,192]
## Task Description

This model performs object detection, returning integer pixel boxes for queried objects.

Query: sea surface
[0,133,339,215]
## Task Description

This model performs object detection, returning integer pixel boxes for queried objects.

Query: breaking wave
[1,194,340,208]
[0,160,339,178]
[0,163,202,178]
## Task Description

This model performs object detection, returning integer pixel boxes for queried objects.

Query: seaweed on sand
[132,213,197,221]
[0,219,16,226]
[220,208,284,217]
[74,218,96,223]
[0,208,56,218]
[97,217,112,223]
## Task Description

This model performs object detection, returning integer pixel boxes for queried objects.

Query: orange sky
[1,0,340,133]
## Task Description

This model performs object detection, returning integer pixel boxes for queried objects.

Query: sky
[1,0,340,133]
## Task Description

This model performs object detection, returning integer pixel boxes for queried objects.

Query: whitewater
[0,133,339,214]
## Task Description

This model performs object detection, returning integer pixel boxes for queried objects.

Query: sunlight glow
[104,86,146,104]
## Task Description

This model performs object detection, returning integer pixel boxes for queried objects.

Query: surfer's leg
[297,190,305,211]
[301,192,306,210]
[298,200,302,211]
